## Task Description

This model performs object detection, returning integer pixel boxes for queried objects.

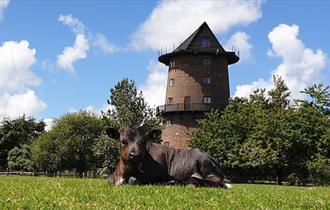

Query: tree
[189,76,300,183]
[32,111,105,175]
[7,144,34,171]
[103,78,162,132]
[0,116,45,169]
[300,84,330,113]
[92,134,119,175]
[297,84,330,184]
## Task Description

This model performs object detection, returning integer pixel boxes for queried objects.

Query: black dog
[107,126,231,188]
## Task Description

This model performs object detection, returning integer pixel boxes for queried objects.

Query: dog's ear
[147,129,162,141]
[106,128,120,139]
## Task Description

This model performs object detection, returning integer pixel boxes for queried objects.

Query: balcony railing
[156,103,226,114]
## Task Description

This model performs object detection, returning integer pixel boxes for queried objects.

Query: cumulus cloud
[234,24,327,99]
[57,34,89,72]
[65,102,114,117]
[93,33,120,54]
[57,15,90,72]
[58,14,86,34]
[0,40,40,93]
[56,14,119,72]
[224,31,253,63]
[0,0,9,21]
[139,61,167,107]
[0,91,46,120]
[130,0,263,50]
[0,40,46,120]
[43,118,56,132]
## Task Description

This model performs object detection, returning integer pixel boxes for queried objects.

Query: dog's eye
[121,140,128,146]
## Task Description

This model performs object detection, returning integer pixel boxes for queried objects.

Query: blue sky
[0,0,329,125]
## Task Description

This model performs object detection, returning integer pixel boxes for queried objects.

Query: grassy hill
[0,176,329,209]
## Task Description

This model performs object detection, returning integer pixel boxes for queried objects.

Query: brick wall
[165,54,229,106]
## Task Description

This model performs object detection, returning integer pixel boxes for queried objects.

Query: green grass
[0,176,329,209]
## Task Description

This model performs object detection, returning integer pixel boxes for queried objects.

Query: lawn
[0,176,329,209]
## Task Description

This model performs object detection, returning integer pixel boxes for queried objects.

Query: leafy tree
[32,132,61,173]
[92,134,119,175]
[190,76,319,183]
[0,116,45,169]
[32,111,105,175]
[300,84,330,113]
[103,78,162,132]
[7,144,34,171]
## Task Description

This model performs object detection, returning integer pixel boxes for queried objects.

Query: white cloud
[57,34,89,72]
[0,0,9,21]
[139,61,167,107]
[224,31,253,63]
[83,103,114,115]
[0,40,46,120]
[0,40,40,93]
[130,0,263,50]
[66,103,114,117]
[58,14,86,34]
[43,118,55,132]
[57,15,90,72]
[234,24,327,99]
[94,33,120,54]
[0,90,46,120]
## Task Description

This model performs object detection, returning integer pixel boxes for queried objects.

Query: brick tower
[157,22,239,149]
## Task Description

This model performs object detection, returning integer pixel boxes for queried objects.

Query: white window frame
[203,96,212,104]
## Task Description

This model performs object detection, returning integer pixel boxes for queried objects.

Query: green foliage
[189,78,330,184]
[0,116,45,169]
[92,134,119,175]
[32,132,61,173]
[7,144,34,171]
[0,176,329,209]
[300,83,330,113]
[32,111,105,174]
[104,78,162,132]
[307,154,330,185]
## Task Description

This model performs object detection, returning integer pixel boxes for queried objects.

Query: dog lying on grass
[106,126,231,188]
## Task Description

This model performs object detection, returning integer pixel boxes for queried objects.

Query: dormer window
[200,37,210,47]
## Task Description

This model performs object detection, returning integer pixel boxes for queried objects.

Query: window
[202,58,211,66]
[164,142,169,146]
[168,97,173,104]
[200,37,210,47]
[169,79,175,87]
[202,77,211,85]
[203,96,212,104]
[169,61,176,68]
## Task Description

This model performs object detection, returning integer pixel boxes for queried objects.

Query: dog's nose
[128,152,138,159]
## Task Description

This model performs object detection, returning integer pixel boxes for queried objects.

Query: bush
[7,145,34,171]
[307,155,330,185]
[92,134,119,176]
